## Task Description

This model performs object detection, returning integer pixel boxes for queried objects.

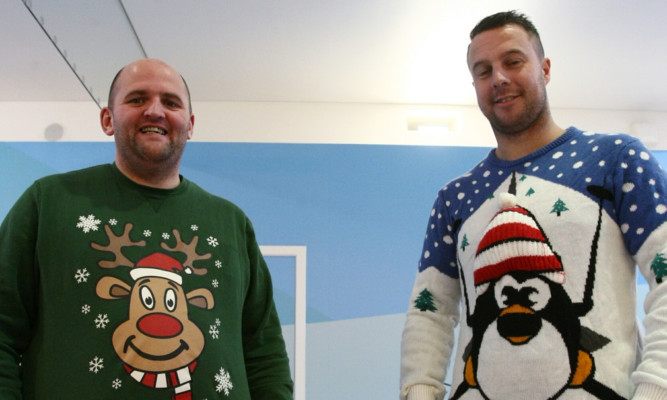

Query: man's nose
[144,99,165,117]
[492,69,510,87]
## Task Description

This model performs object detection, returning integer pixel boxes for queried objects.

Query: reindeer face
[124,277,206,371]
[97,273,214,372]
[92,223,215,376]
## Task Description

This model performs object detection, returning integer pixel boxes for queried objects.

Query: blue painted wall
[0,142,491,322]
[1,141,661,399]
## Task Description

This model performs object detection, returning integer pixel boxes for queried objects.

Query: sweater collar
[486,127,580,168]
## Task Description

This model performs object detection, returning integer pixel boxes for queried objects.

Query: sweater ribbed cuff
[633,383,667,400]
[405,384,444,400]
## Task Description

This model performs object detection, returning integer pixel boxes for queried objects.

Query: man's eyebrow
[470,59,489,72]
[501,49,527,59]
[122,90,184,104]
[122,89,147,99]
[162,92,185,104]
[470,49,527,72]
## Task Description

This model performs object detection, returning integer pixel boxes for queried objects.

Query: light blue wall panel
[1,142,663,399]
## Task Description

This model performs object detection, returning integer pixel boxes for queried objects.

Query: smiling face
[110,276,205,372]
[467,24,551,137]
[100,59,194,188]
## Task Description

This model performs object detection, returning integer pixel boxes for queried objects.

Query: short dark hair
[470,10,544,59]
[107,63,193,113]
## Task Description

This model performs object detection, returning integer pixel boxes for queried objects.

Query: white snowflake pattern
[143,230,152,237]
[95,314,110,329]
[162,232,170,240]
[112,378,122,389]
[215,367,233,396]
[623,182,635,193]
[209,324,220,339]
[215,318,221,326]
[76,215,101,233]
[207,236,219,247]
[82,304,91,314]
[109,218,117,226]
[212,279,219,288]
[89,357,104,373]
[75,268,90,283]
[215,260,223,269]
[191,225,199,231]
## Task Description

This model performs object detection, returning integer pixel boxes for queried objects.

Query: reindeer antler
[91,223,146,269]
[161,229,211,276]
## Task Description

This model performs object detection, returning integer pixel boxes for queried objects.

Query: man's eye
[507,59,522,68]
[476,69,490,78]
[128,98,143,104]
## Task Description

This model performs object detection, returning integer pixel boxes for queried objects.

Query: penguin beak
[499,304,534,317]
[498,304,541,344]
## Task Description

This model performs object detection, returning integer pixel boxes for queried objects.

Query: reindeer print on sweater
[76,216,234,399]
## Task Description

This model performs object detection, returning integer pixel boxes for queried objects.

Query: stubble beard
[132,135,182,163]
[485,87,549,137]
[120,131,187,176]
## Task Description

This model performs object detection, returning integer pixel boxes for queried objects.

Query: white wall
[2,101,666,399]
[3,101,667,149]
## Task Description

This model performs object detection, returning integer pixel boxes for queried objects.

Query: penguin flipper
[449,355,476,400]
[569,349,594,387]
[464,355,477,387]
[581,378,628,400]
[579,326,611,353]
[449,382,470,400]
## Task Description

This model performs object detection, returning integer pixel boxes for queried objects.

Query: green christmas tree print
[526,188,535,197]
[461,234,470,251]
[651,252,667,283]
[414,288,438,312]
[550,198,569,217]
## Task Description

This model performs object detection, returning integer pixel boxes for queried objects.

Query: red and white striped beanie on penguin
[474,193,565,295]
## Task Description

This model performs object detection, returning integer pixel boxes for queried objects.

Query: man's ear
[187,113,195,140]
[542,57,552,85]
[100,107,114,136]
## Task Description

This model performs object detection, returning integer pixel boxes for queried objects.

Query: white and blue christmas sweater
[400,127,667,400]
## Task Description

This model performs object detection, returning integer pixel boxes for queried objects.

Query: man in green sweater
[0,59,294,399]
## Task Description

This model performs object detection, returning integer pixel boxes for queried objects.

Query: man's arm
[241,218,294,399]
[400,268,461,400]
[0,186,40,399]
[400,194,462,400]
[610,138,667,399]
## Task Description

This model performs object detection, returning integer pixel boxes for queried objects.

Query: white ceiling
[3,0,667,112]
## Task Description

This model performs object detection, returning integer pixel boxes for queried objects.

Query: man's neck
[493,120,565,161]
[115,160,181,189]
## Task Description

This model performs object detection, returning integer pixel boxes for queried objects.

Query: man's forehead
[468,25,534,64]
[117,65,187,95]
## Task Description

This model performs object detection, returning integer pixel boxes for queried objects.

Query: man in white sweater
[400,10,667,400]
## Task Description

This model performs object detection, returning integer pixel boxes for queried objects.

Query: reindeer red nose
[137,313,183,338]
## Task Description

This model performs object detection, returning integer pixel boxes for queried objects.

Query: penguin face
[493,273,551,345]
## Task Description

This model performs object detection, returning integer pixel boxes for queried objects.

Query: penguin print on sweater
[450,173,625,400]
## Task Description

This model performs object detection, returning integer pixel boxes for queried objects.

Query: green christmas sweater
[0,164,293,400]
